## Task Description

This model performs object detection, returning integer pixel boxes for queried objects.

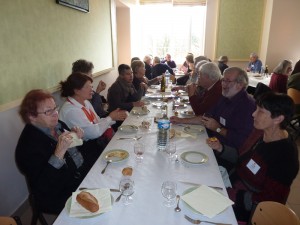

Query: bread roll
[208,137,218,142]
[122,167,133,176]
[76,191,99,213]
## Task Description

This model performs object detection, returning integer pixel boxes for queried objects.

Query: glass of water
[161,181,177,207]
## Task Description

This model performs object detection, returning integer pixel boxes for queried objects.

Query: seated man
[170,62,222,125]
[247,52,262,73]
[143,54,153,80]
[72,59,108,118]
[107,64,144,113]
[161,53,176,69]
[151,56,174,79]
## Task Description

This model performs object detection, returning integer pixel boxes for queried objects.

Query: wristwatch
[216,127,222,133]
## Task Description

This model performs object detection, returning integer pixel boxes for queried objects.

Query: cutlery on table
[79,187,120,192]
[101,159,112,174]
[184,215,231,225]
[115,192,123,202]
[117,136,142,141]
[178,181,223,190]
[174,195,181,212]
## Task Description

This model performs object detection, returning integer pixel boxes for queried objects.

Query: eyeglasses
[221,78,237,84]
[37,106,59,116]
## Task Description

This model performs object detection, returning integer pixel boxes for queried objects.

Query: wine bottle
[265,65,269,74]
[160,74,166,92]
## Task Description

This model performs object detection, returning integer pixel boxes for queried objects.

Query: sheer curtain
[130,2,206,64]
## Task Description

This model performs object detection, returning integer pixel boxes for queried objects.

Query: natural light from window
[130,4,206,64]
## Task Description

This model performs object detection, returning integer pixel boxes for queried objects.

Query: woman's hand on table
[206,137,223,152]
[109,108,127,121]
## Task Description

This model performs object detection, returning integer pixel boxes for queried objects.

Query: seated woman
[15,89,101,214]
[287,59,300,114]
[177,53,195,85]
[207,92,299,221]
[269,59,293,93]
[59,73,127,144]
[131,60,160,96]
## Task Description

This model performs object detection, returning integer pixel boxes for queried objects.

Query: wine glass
[161,181,177,207]
[134,142,145,162]
[119,178,134,205]
[165,142,176,161]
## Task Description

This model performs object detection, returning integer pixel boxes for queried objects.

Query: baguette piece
[122,167,133,176]
[76,191,99,212]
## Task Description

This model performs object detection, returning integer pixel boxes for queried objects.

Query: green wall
[0,0,113,107]
[215,0,265,61]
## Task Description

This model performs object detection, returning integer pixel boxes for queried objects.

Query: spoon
[175,154,179,163]
[115,183,130,202]
[174,195,181,212]
[101,159,112,174]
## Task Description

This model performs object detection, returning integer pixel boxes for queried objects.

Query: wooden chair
[251,201,300,225]
[0,216,22,225]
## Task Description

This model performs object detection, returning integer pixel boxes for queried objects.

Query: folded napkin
[169,128,196,139]
[69,132,83,148]
[181,185,234,218]
[69,188,112,217]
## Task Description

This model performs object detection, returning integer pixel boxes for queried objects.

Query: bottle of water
[165,70,170,86]
[157,119,170,151]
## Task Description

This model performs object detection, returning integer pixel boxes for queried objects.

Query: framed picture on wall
[56,0,89,13]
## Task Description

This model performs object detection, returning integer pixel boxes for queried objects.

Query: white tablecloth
[247,72,270,88]
[53,99,238,225]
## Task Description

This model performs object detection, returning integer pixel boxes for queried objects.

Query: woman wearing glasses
[15,89,100,214]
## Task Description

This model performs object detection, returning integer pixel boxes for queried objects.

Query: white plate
[103,149,129,163]
[118,125,138,133]
[131,108,149,115]
[65,193,114,218]
[152,101,167,108]
[184,126,203,134]
[150,85,160,89]
[180,110,195,117]
[180,151,208,164]
[145,93,174,98]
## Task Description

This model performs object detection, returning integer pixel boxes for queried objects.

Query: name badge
[220,117,226,126]
[246,159,261,175]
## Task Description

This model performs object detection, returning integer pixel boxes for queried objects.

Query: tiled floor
[16,140,300,224]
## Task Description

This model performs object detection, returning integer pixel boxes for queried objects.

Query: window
[130,4,206,64]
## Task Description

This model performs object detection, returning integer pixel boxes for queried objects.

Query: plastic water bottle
[157,119,170,151]
[165,70,170,86]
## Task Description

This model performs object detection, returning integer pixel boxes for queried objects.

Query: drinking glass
[165,142,176,161]
[134,142,145,162]
[119,178,134,205]
[142,117,153,130]
[161,181,177,207]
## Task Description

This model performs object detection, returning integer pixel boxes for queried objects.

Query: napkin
[181,185,234,218]
[69,132,83,148]
[175,129,196,138]
[69,188,112,217]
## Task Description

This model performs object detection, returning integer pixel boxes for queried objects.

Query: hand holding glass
[119,178,134,205]
[161,181,177,207]
[134,142,145,162]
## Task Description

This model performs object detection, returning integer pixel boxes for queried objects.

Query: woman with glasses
[269,59,293,93]
[15,89,100,214]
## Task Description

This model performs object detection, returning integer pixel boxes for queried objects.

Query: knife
[178,181,223,190]
[79,187,120,192]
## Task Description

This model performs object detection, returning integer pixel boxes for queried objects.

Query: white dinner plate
[180,151,208,164]
[181,186,201,214]
[152,101,167,108]
[180,110,195,117]
[131,108,149,115]
[102,149,129,163]
[184,126,204,134]
[65,193,114,218]
[118,125,138,133]
[145,93,174,98]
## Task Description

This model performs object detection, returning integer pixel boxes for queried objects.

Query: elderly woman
[59,72,127,143]
[177,53,195,85]
[15,89,101,214]
[131,60,160,97]
[269,59,293,93]
[217,55,229,74]
[207,92,299,221]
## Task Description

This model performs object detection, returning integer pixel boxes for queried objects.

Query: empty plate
[180,151,208,164]
[118,125,138,133]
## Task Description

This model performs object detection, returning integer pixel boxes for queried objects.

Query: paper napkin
[181,185,234,218]
[69,132,83,148]
[69,188,112,217]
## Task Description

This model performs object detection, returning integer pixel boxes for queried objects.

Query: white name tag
[246,159,261,175]
[220,117,226,126]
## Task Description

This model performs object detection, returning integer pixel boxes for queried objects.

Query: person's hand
[206,137,223,152]
[71,126,84,139]
[170,116,183,124]
[55,132,73,159]
[109,108,128,121]
[202,115,220,131]
[186,83,197,97]
[140,82,148,91]
[133,101,145,107]
[96,80,106,93]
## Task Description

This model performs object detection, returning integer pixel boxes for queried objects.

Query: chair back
[288,88,300,105]
[0,216,22,225]
[251,201,300,225]
[253,82,272,100]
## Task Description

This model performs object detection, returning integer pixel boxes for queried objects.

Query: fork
[117,136,142,141]
[184,215,231,225]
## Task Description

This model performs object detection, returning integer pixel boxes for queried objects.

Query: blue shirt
[248,59,263,73]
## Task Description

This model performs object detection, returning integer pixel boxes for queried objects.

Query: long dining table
[53,90,238,225]
[247,72,271,88]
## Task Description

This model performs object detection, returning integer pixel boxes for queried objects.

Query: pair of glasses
[221,78,237,84]
[37,106,59,116]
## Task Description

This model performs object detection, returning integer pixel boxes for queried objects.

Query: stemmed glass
[134,142,145,162]
[165,142,176,161]
[119,178,134,205]
[161,181,177,207]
